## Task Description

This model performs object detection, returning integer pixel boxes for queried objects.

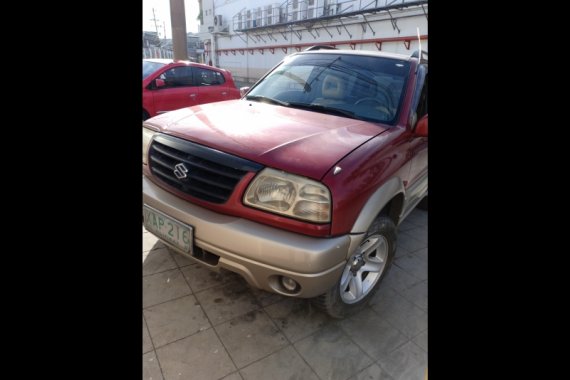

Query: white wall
[201,1,428,82]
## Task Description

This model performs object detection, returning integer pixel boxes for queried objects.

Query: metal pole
[152,8,161,44]
[170,0,189,60]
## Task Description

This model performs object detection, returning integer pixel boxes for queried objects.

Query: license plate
[143,205,193,253]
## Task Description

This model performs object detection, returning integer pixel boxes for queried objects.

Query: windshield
[246,53,411,125]
[143,61,167,80]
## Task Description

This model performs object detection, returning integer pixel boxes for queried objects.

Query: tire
[143,110,150,121]
[417,196,428,210]
[313,215,397,318]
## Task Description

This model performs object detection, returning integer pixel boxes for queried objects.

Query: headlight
[244,168,331,223]
[143,127,157,165]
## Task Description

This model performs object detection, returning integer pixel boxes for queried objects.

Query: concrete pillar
[170,0,188,60]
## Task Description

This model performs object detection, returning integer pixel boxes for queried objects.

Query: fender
[350,177,405,234]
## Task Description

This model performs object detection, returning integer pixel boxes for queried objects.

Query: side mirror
[155,78,166,88]
[415,114,428,137]
[240,86,250,97]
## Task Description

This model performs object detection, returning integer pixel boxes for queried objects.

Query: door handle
[189,94,197,98]
[222,91,227,96]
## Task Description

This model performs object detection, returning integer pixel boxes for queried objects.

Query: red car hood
[147,100,389,179]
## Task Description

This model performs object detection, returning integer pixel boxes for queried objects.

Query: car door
[151,65,201,114]
[193,67,234,104]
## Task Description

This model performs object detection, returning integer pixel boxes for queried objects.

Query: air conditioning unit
[325,0,338,16]
[287,0,307,22]
[253,7,263,28]
[246,9,252,28]
[307,0,324,19]
[263,4,281,26]
[213,14,223,31]
[237,11,243,30]
[263,5,271,26]
[300,1,308,20]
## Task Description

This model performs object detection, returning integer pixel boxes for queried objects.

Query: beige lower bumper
[143,176,363,298]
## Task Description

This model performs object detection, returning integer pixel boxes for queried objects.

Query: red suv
[143,59,241,120]
[143,48,427,318]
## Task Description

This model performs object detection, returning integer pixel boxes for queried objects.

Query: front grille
[149,134,263,203]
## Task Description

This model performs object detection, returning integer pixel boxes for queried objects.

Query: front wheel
[313,216,396,319]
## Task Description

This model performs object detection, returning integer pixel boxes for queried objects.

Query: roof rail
[305,45,337,51]
[411,50,428,62]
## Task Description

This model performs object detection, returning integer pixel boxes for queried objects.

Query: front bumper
[143,175,363,298]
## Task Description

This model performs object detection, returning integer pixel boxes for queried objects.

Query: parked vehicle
[142,48,428,318]
[143,59,241,120]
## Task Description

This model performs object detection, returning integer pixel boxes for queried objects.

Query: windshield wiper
[288,102,381,122]
[246,95,290,107]
[287,102,358,119]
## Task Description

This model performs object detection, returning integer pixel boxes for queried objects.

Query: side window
[158,66,194,88]
[194,68,226,86]
[416,73,428,119]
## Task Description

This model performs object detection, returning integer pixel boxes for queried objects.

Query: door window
[159,66,194,88]
[194,68,226,86]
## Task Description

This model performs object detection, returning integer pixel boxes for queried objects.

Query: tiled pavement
[143,208,427,380]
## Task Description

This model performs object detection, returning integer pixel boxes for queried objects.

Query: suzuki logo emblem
[173,163,189,179]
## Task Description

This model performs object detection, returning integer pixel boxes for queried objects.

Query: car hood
[146,100,390,180]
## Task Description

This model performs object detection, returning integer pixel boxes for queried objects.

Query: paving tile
[376,341,427,380]
[382,265,421,293]
[295,324,373,380]
[181,263,241,293]
[143,247,178,276]
[405,210,427,227]
[194,280,261,325]
[143,351,164,380]
[221,372,243,380]
[394,253,427,282]
[264,298,332,342]
[400,280,427,311]
[339,308,408,361]
[215,310,288,368]
[398,220,417,232]
[143,231,165,253]
[169,250,194,268]
[413,329,428,352]
[348,363,394,380]
[143,316,153,354]
[413,247,428,260]
[144,295,211,348]
[394,244,411,259]
[398,231,426,253]
[143,269,192,308]
[368,286,399,307]
[240,346,319,380]
[369,288,427,338]
[249,287,286,308]
[156,329,236,380]
[406,226,427,244]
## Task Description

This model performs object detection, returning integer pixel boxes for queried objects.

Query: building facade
[197,0,428,84]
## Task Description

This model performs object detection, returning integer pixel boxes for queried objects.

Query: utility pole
[170,0,189,60]
[151,8,161,46]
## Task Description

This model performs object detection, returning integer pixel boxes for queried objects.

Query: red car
[143,48,427,318]
[143,59,241,120]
